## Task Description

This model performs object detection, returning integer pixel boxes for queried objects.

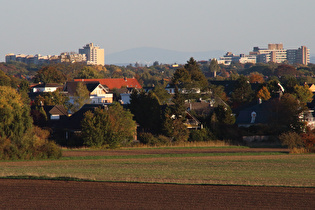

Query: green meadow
[1,148,314,187]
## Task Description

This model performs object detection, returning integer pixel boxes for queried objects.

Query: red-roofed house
[74,78,142,90]
[73,78,142,104]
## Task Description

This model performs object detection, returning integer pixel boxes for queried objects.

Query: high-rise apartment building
[79,43,105,66]
[287,46,310,65]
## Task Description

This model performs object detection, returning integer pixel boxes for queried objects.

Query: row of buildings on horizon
[5,43,105,66]
[5,43,311,67]
[218,44,310,65]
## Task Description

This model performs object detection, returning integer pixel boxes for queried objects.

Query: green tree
[277,93,306,132]
[172,58,208,90]
[161,86,189,142]
[0,70,13,87]
[35,90,71,109]
[152,83,171,104]
[75,66,102,79]
[214,105,235,125]
[129,89,162,134]
[153,61,159,66]
[33,66,67,84]
[172,86,186,119]
[231,75,253,105]
[0,86,61,160]
[81,103,136,148]
[282,76,298,94]
[184,57,208,89]
[72,82,91,112]
[162,107,189,142]
[172,67,191,87]
[0,86,32,140]
[293,84,313,105]
[18,80,30,93]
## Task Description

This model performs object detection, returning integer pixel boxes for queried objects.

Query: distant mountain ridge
[105,47,225,66]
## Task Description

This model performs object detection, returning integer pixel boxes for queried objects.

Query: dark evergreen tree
[172,86,186,119]
[129,89,162,134]
[184,57,208,89]
[231,75,253,105]
[171,57,208,90]
[214,105,235,125]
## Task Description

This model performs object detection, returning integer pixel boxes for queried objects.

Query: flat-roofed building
[251,44,287,63]
[251,44,309,65]
[218,52,256,65]
[5,52,87,65]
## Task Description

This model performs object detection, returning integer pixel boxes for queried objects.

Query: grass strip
[1,176,314,189]
[63,146,250,152]
[60,152,287,161]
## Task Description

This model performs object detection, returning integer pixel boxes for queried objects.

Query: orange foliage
[249,73,264,83]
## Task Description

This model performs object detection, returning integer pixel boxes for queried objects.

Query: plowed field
[0,179,314,209]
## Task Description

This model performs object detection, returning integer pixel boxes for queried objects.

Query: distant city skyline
[1,0,314,63]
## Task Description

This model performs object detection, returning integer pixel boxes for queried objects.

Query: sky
[1,0,314,62]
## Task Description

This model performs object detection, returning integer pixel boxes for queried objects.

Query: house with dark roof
[73,78,142,104]
[236,100,276,127]
[64,81,113,104]
[210,80,262,97]
[44,105,68,121]
[236,98,315,129]
[185,96,229,116]
[184,111,203,129]
[31,83,63,93]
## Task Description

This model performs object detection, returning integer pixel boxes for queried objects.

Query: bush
[0,127,62,160]
[278,131,304,150]
[38,140,62,159]
[300,132,315,153]
[290,147,308,154]
[189,129,214,142]
[138,133,170,146]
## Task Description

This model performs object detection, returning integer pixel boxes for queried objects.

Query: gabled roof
[210,80,262,96]
[47,105,68,116]
[31,83,63,88]
[74,78,142,90]
[236,100,276,126]
[61,104,109,130]
[64,81,108,96]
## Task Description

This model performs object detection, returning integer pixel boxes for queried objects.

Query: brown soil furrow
[0,179,313,209]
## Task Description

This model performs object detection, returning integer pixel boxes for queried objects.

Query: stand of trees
[0,86,61,160]
[81,103,136,148]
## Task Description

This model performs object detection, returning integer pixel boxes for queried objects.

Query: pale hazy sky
[1,0,314,62]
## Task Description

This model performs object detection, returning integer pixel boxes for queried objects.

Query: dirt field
[1,148,313,209]
[0,179,314,209]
